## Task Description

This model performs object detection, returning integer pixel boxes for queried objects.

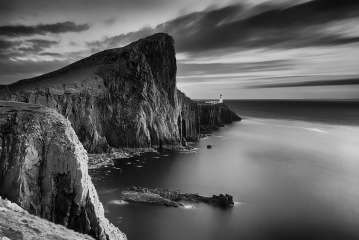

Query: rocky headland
[0,33,239,239]
[0,33,240,154]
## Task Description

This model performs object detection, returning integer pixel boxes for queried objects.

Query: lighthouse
[219,94,223,104]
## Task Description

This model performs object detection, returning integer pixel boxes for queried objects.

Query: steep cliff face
[0,33,180,153]
[0,33,240,153]
[177,90,200,143]
[198,102,241,133]
[0,196,95,240]
[0,101,126,240]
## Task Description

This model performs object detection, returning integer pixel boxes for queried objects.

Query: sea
[90,100,359,240]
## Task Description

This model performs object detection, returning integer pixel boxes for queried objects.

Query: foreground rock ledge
[0,101,126,240]
[0,196,94,240]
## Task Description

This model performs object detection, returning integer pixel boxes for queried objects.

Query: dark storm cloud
[0,0,173,25]
[0,0,168,14]
[247,78,359,89]
[88,0,359,53]
[0,39,19,50]
[0,21,90,37]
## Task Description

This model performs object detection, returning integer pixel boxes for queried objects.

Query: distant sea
[225,99,359,126]
[92,99,359,240]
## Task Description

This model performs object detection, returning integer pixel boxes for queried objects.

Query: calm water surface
[91,101,359,240]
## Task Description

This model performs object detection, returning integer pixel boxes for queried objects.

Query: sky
[1,0,359,99]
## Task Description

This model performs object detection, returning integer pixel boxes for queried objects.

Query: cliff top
[1,33,174,93]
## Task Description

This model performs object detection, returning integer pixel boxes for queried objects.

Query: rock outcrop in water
[0,33,239,153]
[0,196,95,240]
[0,101,126,240]
[119,187,234,208]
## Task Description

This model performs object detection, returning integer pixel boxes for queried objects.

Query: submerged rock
[119,190,182,207]
[0,196,95,240]
[0,101,126,240]
[119,187,234,208]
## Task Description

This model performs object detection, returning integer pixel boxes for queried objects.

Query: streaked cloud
[87,0,359,53]
[247,77,359,88]
[0,21,90,37]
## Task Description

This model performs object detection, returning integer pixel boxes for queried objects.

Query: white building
[219,94,223,103]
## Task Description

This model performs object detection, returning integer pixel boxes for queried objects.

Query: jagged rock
[177,90,200,142]
[119,190,182,207]
[0,196,95,240]
[0,101,126,240]
[120,187,234,208]
[198,102,241,133]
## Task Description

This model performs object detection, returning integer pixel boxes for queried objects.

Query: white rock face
[0,101,126,240]
[0,196,95,240]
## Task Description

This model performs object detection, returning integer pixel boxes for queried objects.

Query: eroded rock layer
[177,90,200,143]
[0,196,95,240]
[198,102,242,133]
[0,101,126,240]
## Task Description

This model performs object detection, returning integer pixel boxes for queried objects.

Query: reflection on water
[91,108,359,240]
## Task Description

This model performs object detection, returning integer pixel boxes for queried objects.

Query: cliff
[177,90,200,143]
[0,33,179,153]
[0,101,126,240]
[0,196,95,240]
[0,33,240,153]
[198,102,242,133]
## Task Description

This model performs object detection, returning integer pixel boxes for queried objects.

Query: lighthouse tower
[219,94,223,104]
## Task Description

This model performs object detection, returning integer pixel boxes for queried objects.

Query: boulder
[0,196,95,240]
